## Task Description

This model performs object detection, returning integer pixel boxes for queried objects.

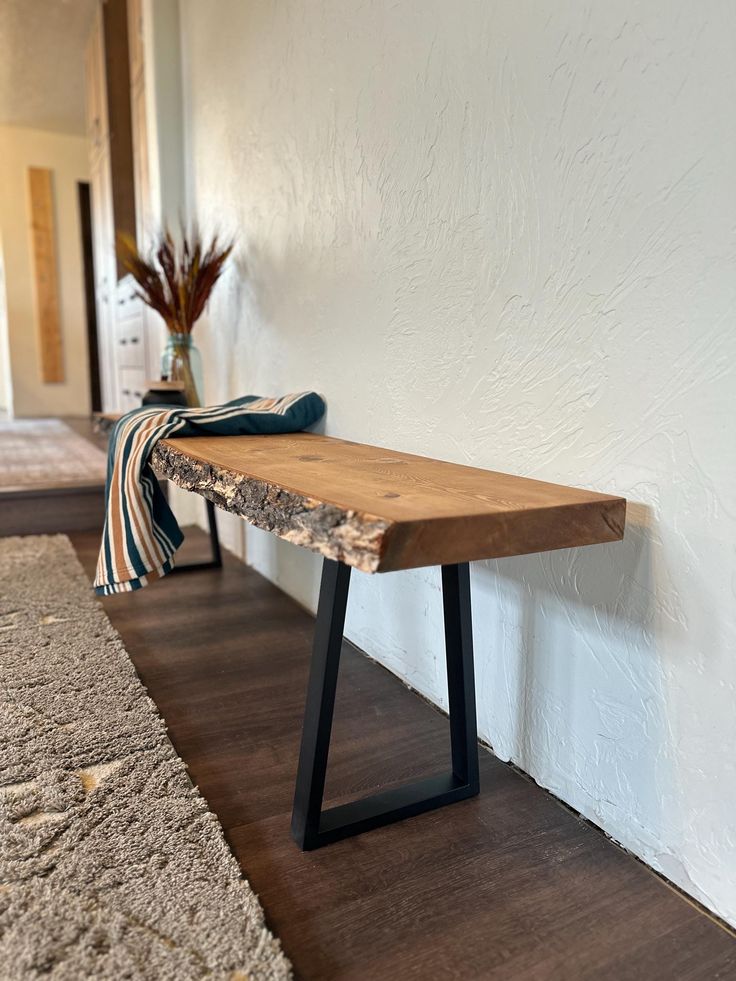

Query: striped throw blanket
[94,392,325,596]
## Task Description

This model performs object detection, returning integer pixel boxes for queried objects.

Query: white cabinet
[114,280,146,368]
[87,8,117,411]
[118,366,147,412]
[85,0,157,413]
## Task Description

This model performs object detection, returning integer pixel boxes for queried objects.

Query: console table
[151,433,625,850]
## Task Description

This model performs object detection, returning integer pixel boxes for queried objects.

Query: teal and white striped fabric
[94,392,326,596]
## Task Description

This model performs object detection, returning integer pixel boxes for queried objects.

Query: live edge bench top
[151,433,625,573]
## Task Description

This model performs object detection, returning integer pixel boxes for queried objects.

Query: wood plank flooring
[65,527,735,981]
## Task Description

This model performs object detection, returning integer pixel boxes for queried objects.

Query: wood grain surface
[153,433,626,572]
[28,167,63,383]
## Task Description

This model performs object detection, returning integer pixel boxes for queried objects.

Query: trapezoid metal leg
[171,497,223,573]
[291,558,351,849]
[290,558,479,851]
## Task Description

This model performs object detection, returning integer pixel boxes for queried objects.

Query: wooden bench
[152,433,626,850]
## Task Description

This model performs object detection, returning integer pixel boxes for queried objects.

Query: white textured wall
[178,0,736,924]
[0,126,91,417]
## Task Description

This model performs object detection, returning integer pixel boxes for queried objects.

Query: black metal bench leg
[171,497,223,573]
[291,558,480,851]
[291,559,351,848]
[205,499,222,567]
[443,563,480,790]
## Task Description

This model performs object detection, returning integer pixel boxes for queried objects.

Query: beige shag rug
[0,419,108,491]
[0,535,291,980]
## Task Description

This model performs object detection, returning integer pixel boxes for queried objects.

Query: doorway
[77,181,102,413]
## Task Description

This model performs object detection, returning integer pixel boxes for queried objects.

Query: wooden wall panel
[28,166,64,383]
[102,0,137,278]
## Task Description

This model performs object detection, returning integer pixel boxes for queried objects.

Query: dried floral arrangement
[117,228,233,405]
[117,228,233,336]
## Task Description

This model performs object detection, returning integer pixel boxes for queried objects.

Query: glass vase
[160,333,204,407]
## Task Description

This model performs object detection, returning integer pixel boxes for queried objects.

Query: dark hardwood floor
[60,527,735,981]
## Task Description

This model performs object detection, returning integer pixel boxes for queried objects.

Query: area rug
[0,534,291,980]
[0,419,108,491]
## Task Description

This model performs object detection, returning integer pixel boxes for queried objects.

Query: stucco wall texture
[178,1,736,924]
